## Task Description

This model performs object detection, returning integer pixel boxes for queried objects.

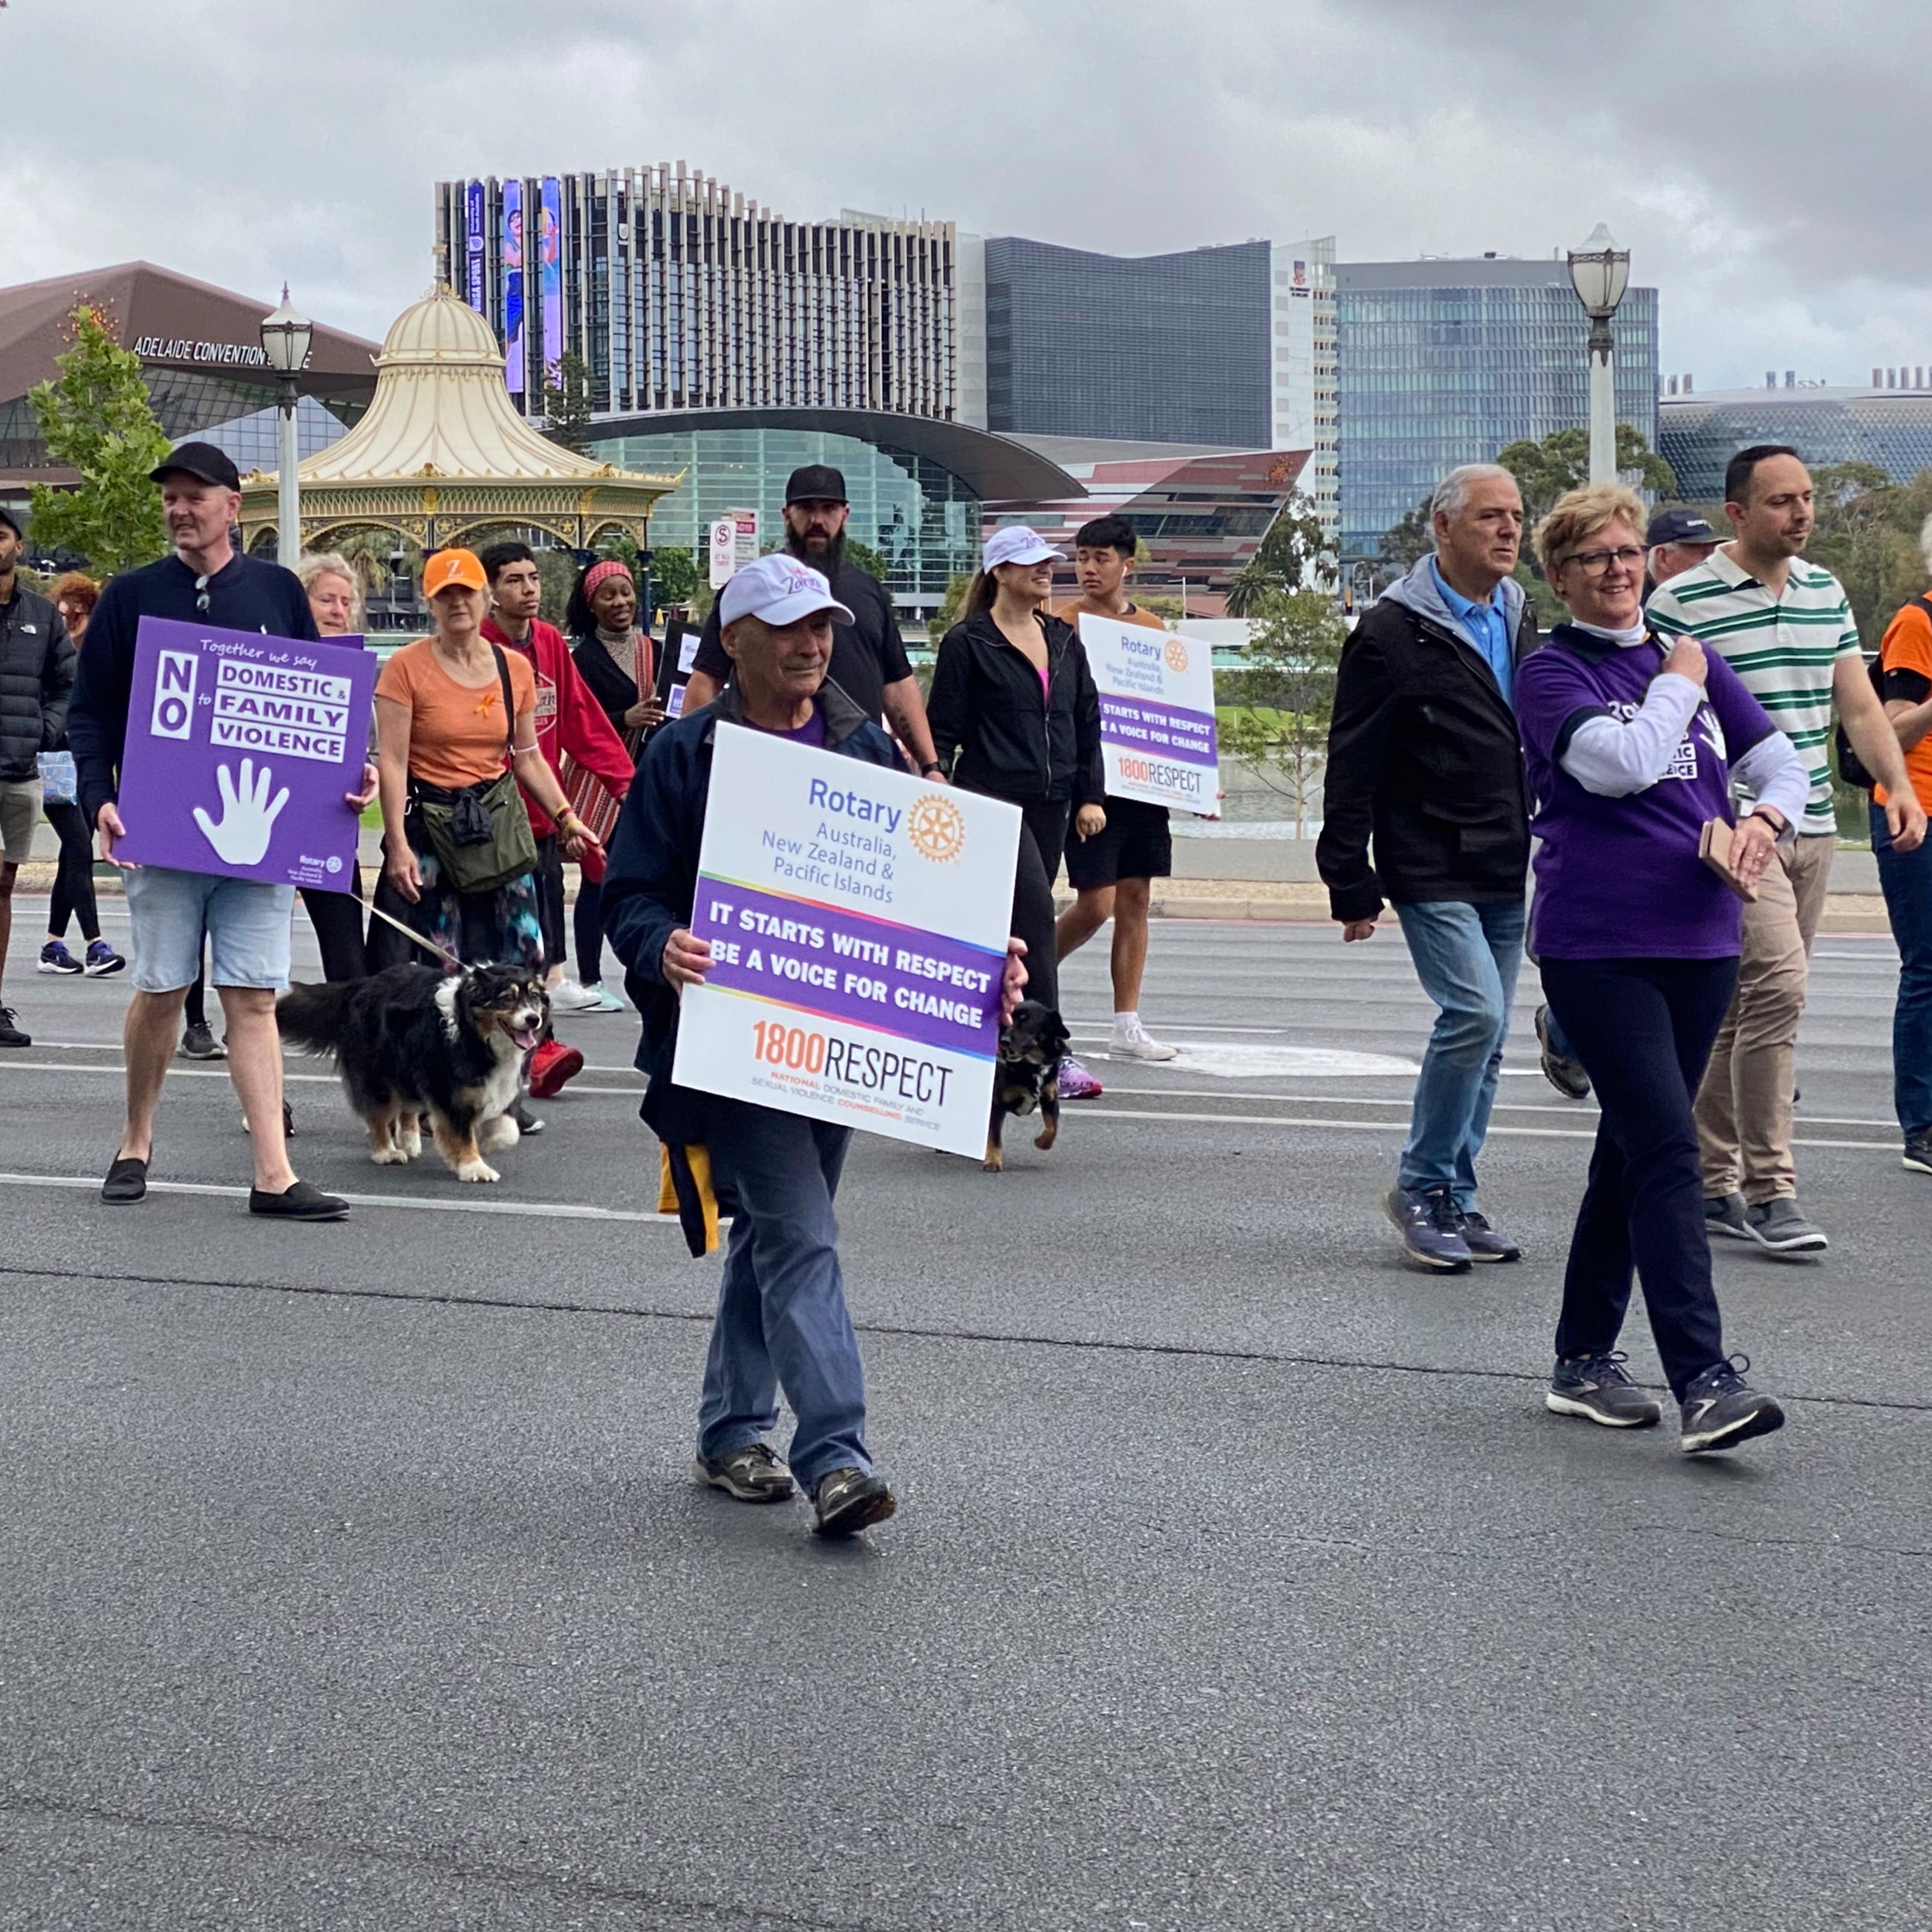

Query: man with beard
[682,465,942,775]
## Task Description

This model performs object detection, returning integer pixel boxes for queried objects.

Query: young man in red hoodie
[480,542,636,1098]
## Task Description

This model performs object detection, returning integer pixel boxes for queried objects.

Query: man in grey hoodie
[1318,465,1536,1272]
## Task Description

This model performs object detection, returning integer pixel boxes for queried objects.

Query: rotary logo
[1163,636,1189,675]
[907,792,966,864]
[324,855,344,875]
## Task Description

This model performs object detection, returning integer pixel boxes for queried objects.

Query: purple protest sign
[114,615,376,890]
[1097,692,1219,768]
[690,878,1003,1060]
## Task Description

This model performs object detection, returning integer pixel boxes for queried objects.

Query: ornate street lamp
[258,285,313,566]
[1566,224,1631,485]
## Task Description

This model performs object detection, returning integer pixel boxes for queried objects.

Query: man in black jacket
[604,554,1026,1538]
[0,506,75,1048]
[1318,464,1534,1272]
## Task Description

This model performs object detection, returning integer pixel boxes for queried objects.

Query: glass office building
[1658,385,1932,500]
[983,238,1274,449]
[1337,258,1658,562]
[584,422,982,609]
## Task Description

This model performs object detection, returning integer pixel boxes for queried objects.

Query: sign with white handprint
[115,616,376,887]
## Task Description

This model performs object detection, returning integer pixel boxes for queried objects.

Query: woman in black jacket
[927,527,1104,1017]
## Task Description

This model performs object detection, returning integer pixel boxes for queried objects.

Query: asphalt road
[3,893,1928,1931]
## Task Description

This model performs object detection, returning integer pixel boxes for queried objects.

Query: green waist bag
[409,646,538,893]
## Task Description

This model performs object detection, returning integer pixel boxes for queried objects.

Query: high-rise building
[434,168,958,420]
[1335,256,1659,563]
[974,235,1337,544]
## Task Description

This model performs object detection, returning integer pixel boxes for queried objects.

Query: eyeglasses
[195,573,211,616]
[1564,545,1645,577]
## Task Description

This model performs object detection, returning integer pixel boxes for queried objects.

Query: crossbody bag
[408,646,538,892]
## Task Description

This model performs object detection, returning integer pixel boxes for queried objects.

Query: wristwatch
[921,762,944,777]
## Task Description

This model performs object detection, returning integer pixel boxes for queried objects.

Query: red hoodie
[482,616,633,838]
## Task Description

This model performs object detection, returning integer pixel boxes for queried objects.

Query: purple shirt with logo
[1515,624,1778,960]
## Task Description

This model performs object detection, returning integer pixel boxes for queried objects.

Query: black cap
[150,440,241,492]
[1645,507,1720,547]
[0,504,22,538]
[785,463,847,506]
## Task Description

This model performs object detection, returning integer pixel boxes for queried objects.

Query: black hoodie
[926,609,1103,808]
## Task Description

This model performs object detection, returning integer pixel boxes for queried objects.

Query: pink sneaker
[1057,1055,1104,1100]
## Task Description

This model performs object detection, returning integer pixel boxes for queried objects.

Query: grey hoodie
[1378,554,1526,668]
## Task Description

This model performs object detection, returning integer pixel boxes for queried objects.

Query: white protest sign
[1079,613,1221,815]
[707,518,736,589]
[673,724,1022,1159]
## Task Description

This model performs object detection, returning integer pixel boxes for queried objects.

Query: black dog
[985,999,1070,1172]
[276,962,548,1184]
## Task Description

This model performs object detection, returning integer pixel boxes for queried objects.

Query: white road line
[0,1171,690,1223]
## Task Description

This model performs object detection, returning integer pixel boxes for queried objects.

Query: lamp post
[1566,224,1631,485]
[258,285,313,567]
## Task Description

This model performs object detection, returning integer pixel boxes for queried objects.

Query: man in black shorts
[1051,515,1178,1094]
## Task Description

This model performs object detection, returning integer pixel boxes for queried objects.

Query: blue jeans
[1392,898,1526,1210]
[1873,803,1932,1138]
[699,1097,869,1489]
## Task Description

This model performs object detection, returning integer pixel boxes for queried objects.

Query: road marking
[0,1170,691,1223]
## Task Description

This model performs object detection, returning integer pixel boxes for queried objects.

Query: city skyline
[3,0,1928,396]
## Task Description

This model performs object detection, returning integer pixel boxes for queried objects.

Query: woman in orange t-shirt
[369,549,599,971]
[1873,553,1932,1170]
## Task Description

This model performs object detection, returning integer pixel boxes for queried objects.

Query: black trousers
[1009,798,1071,1016]
[575,874,606,987]
[44,800,101,944]
[532,834,566,973]
[298,868,368,983]
[1541,955,1739,1400]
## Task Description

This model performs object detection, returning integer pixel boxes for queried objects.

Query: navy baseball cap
[1646,508,1720,547]
[0,504,22,537]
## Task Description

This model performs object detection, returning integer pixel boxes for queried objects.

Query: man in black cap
[1645,508,1723,601]
[0,503,75,1049]
[65,440,350,1221]
[682,464,944,776]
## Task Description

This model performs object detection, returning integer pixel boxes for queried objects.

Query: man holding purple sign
[65,440,363,1221]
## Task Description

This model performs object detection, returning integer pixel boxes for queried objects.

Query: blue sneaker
[83,939,126,976]
[1547,1351,1661,1428]
[38,941,82,975]
[1383,1184,1472,1272]
[1679,1356,1785,1455]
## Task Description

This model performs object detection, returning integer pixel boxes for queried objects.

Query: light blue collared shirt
[1430,559,1514,707]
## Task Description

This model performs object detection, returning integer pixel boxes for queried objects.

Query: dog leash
[364,898,468,973]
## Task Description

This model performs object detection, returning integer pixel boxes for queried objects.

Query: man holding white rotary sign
[603,555,1026,1537]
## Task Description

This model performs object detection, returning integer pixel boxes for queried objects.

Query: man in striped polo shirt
[1649,446,1926,1252]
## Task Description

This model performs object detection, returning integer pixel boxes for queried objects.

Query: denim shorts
[123,864,295,993]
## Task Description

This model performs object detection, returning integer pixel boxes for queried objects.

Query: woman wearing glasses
[1514,484,1809,1455]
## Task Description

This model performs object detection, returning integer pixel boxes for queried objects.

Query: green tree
[1218,586,1349,837]
[930,571,973,636]
[536,352,594,454]
[1809,463,1932,646]
[1495,425,1676,524]
[843,536,890,582]
[1378,495,1437,576]
[647,545,699,609]
[1225,492,1334,616]
[26,303,171,574]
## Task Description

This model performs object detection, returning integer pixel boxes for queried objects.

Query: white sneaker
[547,977,601,1014]
[1109,1019,1177,1062]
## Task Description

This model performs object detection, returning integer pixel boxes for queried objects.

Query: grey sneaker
[694,1441,794,1503]
[1745,1198,1829,1254]
[1679,1355,1785,1454]
[1383,1184,1472,1272]
[1546,1351,1662,1429]
[1533,1005,1590,1100]
[1456,1209,1521,1264]
[810,1466,897,1536]
[1703,1192,1752,1241]
[180,1020,225,1060]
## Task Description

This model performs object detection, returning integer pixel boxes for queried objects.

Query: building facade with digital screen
[434,168,958,422]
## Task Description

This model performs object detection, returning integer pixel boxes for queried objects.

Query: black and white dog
[276,963,548,1183]
[985,999,1070,1172]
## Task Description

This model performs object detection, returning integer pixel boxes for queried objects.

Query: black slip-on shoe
[810,1467,897,1536]
[249,1180,350,1222]
[101,1155,149,1204]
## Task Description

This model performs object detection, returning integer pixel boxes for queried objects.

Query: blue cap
[1646,508,1720,547]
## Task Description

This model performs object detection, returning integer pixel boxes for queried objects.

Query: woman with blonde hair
[1513,483,1809,1454]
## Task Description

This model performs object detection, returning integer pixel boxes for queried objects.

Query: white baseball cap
[982,526,1065,571]
[719,553,855,628]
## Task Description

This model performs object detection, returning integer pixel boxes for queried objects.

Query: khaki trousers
[1695,833,1835,1202]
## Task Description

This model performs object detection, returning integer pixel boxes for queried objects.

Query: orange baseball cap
[422,547,487,596]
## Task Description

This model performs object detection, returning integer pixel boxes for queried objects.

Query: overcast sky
[7,0,1930,391]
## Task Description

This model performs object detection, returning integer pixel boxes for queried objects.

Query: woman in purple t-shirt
[1515,486,1809,1455]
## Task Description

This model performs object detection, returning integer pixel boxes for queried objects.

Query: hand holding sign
[193,758,290,867]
